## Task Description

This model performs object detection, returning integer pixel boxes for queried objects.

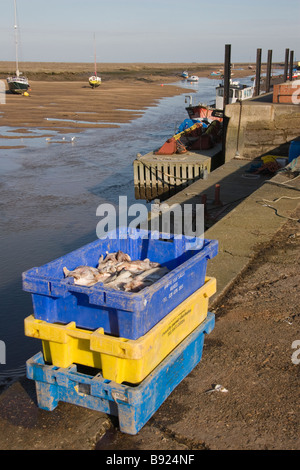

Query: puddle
[0,126,59,149]
[45,117,125,126]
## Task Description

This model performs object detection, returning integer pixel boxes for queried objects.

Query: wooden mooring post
[265,49,272,93]
[284,48,289,82]
[221,44,231,165]
[254,48,262,96]
[289,50,294,81]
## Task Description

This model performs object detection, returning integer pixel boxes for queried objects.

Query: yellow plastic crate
[24,277,216,384]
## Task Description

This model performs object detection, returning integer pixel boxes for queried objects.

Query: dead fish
[63,266,109,287]
[116,250,131,263]
[103,250,131,264]
[104,269,133,289]
[134,266,169,282]
[97,250,131,270]
[124,279,152,292]
[123,266,169,293]
[97,260,117,273]
[63,265,99,278]
[97,254,104,268]
[104,251,118,263]
[64,250,167,291]
[149,261,161,268]
[116,259,153,273]
[95,271,112,283]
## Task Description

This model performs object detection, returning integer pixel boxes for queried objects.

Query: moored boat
[7,75,29,94]
[187,75,199,82]
[89,34,101,88]
[181,71,189,78]
[185,79,254,123]
[215,79,254,109]
[89,75,102,88]
[7,0,29,95]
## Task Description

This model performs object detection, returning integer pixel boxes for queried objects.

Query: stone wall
[224,97,300,161]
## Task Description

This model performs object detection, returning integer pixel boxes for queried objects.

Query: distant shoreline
[0,61,283,82]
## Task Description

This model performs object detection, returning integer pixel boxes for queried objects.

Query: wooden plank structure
[133,144,221,201]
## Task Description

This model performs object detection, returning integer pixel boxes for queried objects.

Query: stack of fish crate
[23,227,218,435]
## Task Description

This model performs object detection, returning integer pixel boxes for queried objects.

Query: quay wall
[224,97,300,161]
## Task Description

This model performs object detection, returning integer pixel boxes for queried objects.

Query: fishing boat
[181,71,189,79]
[7,0,29,95]
[215,80,254,109]
[185,79,254,123]
[88,34,101,88]
[185,97,223,123]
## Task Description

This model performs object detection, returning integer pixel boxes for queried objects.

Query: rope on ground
[256,195,300,222]
[275,174,300,186]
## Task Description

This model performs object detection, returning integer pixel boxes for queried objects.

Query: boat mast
[93,33,97,77]
[13,0,19,77]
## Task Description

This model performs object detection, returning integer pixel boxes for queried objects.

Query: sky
[0,0,299,64]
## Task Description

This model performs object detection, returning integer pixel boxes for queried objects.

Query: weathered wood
[133,147,216,201]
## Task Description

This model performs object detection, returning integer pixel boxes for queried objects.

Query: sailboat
[88,34,101,88]
[7,0,29,94]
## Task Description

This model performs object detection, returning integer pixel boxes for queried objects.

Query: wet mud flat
[0,79,188,136]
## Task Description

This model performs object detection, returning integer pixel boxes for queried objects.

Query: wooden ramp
[133,144,221,201]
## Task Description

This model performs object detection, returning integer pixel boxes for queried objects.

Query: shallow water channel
[0,76,251,383]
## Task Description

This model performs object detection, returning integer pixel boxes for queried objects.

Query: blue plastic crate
[288,140,300,163]
[22,228,218,339]
[26,312,215,435]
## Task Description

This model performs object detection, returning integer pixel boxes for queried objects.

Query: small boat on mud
[89,75,101,88]
[187,75,199,82]
[89,34,101,88]
[7,0,30,95]
[181,71,189,79]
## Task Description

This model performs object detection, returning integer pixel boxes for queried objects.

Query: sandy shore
[0,79,189,135]
[0,62,274,139]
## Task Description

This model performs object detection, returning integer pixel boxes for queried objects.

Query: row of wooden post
[221,44,296,162]
[223,45,296,103]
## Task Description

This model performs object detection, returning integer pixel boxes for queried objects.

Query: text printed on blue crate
[106,454,195,466]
